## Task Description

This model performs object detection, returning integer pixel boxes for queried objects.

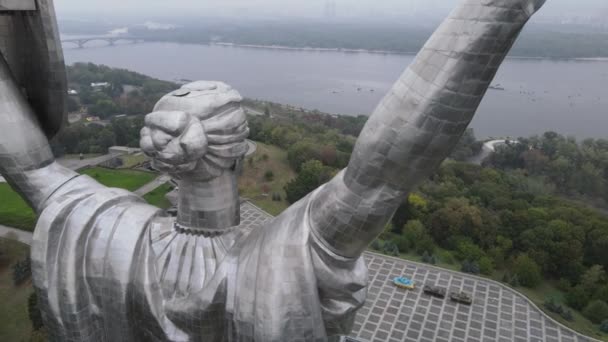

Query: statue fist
[140,111,208,174]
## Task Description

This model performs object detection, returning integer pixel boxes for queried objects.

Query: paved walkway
[56,153,124,171]
[134,174,172,196]
[0,225,32,246]
[245,140,257,157]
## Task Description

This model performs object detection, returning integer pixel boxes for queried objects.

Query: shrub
[512,254,542,288]
[264,170,274,181]
[510,274,520,287]
[600,319,608,333]
[12,257,31,286]
[394,236,409,254]
[28,293,44,331]
[370,239,382,251]
[556,278,572,292]
[562,310,574,322]
[566,285,591,311]
[441,251,455,265]
[479,257,495,276]
[583,300,608,324]
[544,298,564,315]
[414,236,436,256]
[461,260,480,275]
[382,241,400,257]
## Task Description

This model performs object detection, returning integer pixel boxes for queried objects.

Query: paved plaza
[240,202,598,342]
[349,253,597,342]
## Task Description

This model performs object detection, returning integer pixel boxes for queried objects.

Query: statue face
[141,81,250,181]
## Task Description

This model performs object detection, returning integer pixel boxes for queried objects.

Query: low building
[91,82,110,90]
[109,146,141,155]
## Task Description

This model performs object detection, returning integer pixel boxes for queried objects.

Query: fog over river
[63,42,608,139]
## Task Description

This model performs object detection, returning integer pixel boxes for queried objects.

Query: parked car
[423,284,447,298]
[393,277,415,290]
[450,291,473,305]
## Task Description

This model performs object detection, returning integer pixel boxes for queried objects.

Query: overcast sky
[54,0,608,22]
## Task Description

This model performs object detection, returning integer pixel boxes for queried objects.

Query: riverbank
[209,41,608,61]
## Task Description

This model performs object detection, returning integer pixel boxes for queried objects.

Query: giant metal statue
[0,0,546,341]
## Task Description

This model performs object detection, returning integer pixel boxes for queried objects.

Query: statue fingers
[145,110,191,136]
[140,127,156,157]
[179,120,208,160]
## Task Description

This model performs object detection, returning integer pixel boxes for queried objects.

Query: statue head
[140,81,249,233]
[140,81,249,181]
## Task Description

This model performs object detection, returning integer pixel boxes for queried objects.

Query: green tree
[583,300,608,324]
[402,220,435,255]
[67,96,80,112]
[90,99,119,118]
[264,170,274,182]
[287,141,320,171]
[456,240,485,262]
[580,265,606,295]
[478,257,495,276]
[284,160,333,203]
[566,285,592,311]
[512,254,542,288]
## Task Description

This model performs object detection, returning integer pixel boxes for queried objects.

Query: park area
[0,167,159,232]
[0,238,35,341]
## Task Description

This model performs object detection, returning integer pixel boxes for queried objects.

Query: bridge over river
[61,36,147,49]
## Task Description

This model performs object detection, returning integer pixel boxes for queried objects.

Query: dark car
[423,285,447,298]
[450,291,473,305]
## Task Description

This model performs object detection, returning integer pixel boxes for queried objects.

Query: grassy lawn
[81,167,157,192]
[0,238,34,342]
[238,142,296,216]
[143,184,174,209]
[0,184,37,232]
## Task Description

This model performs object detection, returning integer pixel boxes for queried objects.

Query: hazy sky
[54,0,608,22]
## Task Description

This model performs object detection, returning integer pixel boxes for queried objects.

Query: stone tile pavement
[348,253,598,342]
[242,202,599,342]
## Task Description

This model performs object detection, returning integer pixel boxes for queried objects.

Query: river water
[63,42,608,139]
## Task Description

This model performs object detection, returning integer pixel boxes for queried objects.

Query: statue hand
[140,111,208,174]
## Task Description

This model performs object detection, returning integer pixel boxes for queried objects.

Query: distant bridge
[61,36,147,49]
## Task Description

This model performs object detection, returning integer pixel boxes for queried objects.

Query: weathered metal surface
[0,0,555,341]
[0,0,37,11]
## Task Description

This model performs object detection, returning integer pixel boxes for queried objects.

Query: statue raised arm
[310,0,547,258]
[0,0,547,341]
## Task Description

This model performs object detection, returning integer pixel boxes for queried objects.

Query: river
[63,42,608,139]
